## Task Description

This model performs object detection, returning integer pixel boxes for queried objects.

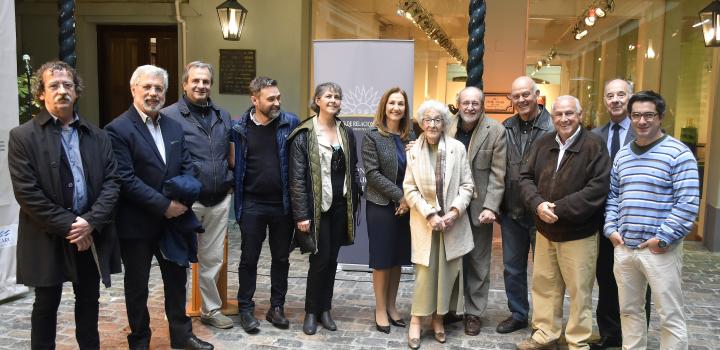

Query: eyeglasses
[422,118,443,126]
[552,111,577,118]
[630,112,659,121]
[47,82,75,92]
[508,91,533,101]
[460,101,480,107]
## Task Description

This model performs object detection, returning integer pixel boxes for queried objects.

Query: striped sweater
[603,135,700,248]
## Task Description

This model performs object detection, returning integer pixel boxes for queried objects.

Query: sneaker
[516,337,558,350]
[200,311,234,329]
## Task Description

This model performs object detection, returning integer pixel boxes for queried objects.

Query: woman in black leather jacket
[288,82,360,335]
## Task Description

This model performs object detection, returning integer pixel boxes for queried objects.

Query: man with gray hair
[516,95,610,349]
[446,86,506,335]
[161,61,234,330]
[105,65,213,349]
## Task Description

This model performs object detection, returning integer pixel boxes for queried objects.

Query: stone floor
[1,222,719,349]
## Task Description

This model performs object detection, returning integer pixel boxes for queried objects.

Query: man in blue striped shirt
[604,90,699,350]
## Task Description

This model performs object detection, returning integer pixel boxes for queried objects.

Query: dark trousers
[120,238,192,349]
[305,201,347,314]
[237,202,294,312]
[31,250,100,350]
[500,215,536,321]
[596,233,652,338]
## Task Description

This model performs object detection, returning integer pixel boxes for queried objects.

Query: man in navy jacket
[105,65,212,350]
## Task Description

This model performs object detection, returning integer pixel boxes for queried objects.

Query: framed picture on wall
[484,93,514,114]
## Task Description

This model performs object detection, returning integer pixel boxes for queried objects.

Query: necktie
[611,123,621,160]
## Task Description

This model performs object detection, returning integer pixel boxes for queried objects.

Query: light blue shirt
[54,114,88,213]
[135,105,167,164]
[605,116,631,153]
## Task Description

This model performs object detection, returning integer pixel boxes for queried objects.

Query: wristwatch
[657,239,668,248]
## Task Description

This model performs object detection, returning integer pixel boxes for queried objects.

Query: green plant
[18,74,40,124]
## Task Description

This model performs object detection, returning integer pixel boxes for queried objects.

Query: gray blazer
[592,118,635,146]
[362,128,414,206]
[448,115,507,226]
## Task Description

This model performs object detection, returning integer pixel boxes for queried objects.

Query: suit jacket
[105,105,194,239]
[404,134,475,266]
[591,117,635,148]
[8,109,121,287]
[362,128,415,206]
[448,115,507,226]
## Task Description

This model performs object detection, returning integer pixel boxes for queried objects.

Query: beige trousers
[531,232,597,350]
[614,243,687,350]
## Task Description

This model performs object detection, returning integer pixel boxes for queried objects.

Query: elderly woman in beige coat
[403,99,474,349]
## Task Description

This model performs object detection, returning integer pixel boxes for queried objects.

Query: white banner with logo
[0,0,27,300]
[313,40,414,268]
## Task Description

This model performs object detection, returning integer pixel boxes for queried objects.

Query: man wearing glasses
[446,86,506,336]
[604,90,699,350]
[516,95,610,350]
[231,77,299,333]
[496,76,554,334]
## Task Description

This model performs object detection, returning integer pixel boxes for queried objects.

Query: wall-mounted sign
[484,93,514,114]
[219,49,255,94]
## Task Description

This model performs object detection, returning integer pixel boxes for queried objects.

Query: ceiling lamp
[217,0,248,41]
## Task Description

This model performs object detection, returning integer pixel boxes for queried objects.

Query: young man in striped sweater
[604,90,700,350]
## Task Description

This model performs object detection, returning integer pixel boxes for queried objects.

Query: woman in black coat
[361,87,414,333]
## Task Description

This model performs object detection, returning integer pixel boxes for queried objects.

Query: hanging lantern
[699,0,720,47]
[217,0,248,41]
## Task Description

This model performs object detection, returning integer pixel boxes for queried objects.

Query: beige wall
[15,0,311,125]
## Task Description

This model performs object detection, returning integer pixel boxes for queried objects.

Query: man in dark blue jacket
[231,76,299,332]
[105,65,213,350]
[162,61,234,330]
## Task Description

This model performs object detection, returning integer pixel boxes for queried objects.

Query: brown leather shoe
[464,314,481,336]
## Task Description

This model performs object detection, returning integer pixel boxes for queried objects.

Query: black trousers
[120,238,192,349]
[236,201,294,312]
[596,233,652,338]
[31,250,100,350]
[305,201,347,314]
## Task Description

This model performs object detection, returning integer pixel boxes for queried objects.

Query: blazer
[8,109,121,287]
[591,117,635,148]
[448,114,507,225]
[362,127,415,206]
[403,134,475,266]
[105,105,194,239]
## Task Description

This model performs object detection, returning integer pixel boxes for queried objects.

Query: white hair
[415,99,451,126]
[552,95,582,114]
[455,86,484,104]
[130,65,169,90]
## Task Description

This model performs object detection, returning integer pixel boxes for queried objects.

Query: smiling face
[457,88,483,126]
[385,92,406,125]
[182,66,212,104]
[421,109,444,144]
[131,73,166,116]
[510,77,540,119]
[630,101,663,145]
[315,88,342,117]
[39,68,77,119]
[252,85,282,119]
[604,79,631,123]
[552,97,582,142]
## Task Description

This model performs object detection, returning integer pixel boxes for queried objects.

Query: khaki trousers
[614,243,687,350]
[531,232,597,350]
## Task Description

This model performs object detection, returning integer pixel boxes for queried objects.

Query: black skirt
[366,201,411,269]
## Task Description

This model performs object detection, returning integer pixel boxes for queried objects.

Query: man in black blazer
[9,60,121,349]
[590,78,648,349]
[105,65,213,350]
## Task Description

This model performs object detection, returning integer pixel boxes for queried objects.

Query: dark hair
[628,90,665,115]
[32,60,84,104]
[182,61,214,84]
[310,82,343,115]
[249,76,278,97]
[373,87,411,141]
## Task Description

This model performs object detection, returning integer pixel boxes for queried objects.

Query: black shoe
[388,312,406,327]
[182,335,214,350]
[239,311,260,333]
[443,312,463,325]
[266,306,290,329]
[303,313,318,335]
[495,316,528,334]
[589,336,622,349]
[464,314,482,336]
[320,310,337,331]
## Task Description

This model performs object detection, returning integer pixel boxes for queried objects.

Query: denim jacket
[231,107,300,219]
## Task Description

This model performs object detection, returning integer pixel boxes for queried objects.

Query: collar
[612,116,631,130]
[250,110,278,126]
[49,112,80,127]
[134,104,161,125]
[555,125,582,147]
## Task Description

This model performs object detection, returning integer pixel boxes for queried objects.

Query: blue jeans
[500,215,536,321]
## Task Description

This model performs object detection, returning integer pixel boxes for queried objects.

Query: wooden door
[97,25,178,127]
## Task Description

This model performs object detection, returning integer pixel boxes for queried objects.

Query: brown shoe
[464,314,481,336]
[516,337,558,350]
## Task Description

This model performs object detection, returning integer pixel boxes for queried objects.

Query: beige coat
[403,134,475,266]
[447,114,507,225]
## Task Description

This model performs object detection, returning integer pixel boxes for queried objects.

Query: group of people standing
[8,59,698,350]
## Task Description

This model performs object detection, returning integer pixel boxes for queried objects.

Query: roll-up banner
[0,0,27,300]
[313,40,414,270]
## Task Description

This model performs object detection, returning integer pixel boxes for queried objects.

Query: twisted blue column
[466,0,485,89]
[58,0,77,68]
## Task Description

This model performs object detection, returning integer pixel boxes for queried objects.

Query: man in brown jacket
[516,95,610,350]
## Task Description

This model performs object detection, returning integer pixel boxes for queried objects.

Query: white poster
[0,0,27,300]
[313,40,414,267]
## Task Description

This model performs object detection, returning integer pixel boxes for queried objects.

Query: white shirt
[135,105,166,164]
[554,126,582,171]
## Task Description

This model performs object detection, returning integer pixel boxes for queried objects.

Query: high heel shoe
[433,331,446,344]
[375,310,391,333]
[407,335,421,349]
[388,312,407,327]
